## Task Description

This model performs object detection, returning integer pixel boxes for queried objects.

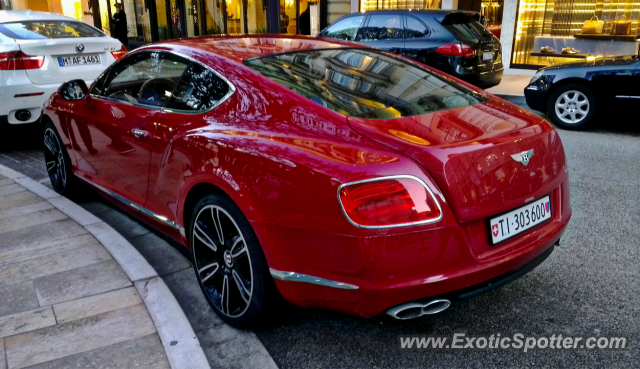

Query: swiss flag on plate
[492,224,499,237]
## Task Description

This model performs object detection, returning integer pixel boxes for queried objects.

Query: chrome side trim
[269,268,359,290]
[615,95,630,99]
[629,96,640,99]
[336,175,444,229]
[78,176,181,232]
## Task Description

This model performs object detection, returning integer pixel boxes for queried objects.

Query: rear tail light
[435,43,475,59]
[0,50,45,70]
[111,45,128,60]
[338,176,442,228]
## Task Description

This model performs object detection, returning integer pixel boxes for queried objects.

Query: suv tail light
[0,51,45,70]
[435,43,475,59]
[338,176,442,228]
[111,45,128,60]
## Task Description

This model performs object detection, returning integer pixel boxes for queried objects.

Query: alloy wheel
[192,205,253,318]
[555,90,590,124]
[43,128,67,193]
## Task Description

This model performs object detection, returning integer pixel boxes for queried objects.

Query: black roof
[358,9,478,15]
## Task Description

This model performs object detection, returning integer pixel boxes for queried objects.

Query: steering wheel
[139,78,177,106]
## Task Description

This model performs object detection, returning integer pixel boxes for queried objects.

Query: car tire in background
[547,84,596,130]
[189,192,276,328]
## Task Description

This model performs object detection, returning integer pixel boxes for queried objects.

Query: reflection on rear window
[244,48,485,119]
[441,14,493,45]
[0,21,104,40]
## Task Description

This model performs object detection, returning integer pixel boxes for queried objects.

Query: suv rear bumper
[456,68,504,89]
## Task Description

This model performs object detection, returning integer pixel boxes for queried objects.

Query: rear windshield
[0,21,104,40]
[440,14,493,45]
[243,48,485,119]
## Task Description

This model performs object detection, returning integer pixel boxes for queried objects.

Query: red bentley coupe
[41,35,571,328]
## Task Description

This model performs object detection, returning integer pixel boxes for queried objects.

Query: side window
[322,16,365,41]
[405,16,429,39]
[361,14,403,41]
[95,52,188,108]
[167,62,232,112]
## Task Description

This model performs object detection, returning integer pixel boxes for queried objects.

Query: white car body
[0,10,123,126]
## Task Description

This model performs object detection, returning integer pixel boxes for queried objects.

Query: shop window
[512,0,640,68]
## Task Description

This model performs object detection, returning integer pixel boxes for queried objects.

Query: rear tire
[189,193,276,328]
[547,84,596,130]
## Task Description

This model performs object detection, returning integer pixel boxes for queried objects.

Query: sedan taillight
[0,50,45,70]
[111,45,128,60]
[435,43,475,59]
[338,176,442,228]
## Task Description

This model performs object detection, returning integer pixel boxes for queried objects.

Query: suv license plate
[489,196,552,245]
[58,54,101,67]
[483,51,493,61]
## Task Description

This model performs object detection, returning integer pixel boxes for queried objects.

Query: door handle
[131,128,149,139]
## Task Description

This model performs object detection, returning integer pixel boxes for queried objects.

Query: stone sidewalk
[0,169,208,369]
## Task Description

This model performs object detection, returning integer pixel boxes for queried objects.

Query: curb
[0,164,211,369]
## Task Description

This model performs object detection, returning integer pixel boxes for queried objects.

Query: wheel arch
[545,78,597,106]
[182,181,229,244]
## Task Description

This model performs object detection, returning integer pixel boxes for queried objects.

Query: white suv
[0,10,125,126]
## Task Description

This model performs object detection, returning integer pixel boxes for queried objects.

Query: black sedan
[318,10,503,88]
[524,54,640,130]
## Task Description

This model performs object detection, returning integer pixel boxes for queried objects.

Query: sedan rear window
[0,21,104,40]
[244,48,486,119]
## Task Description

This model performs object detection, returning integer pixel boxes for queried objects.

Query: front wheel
[43,121,76,195]
[189,193,274,328]
[547,84,596,130]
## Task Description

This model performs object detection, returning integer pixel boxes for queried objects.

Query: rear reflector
[111,45,128,60]
[338,176,442,228]
[435,43,475,59]
[0,51,45,70]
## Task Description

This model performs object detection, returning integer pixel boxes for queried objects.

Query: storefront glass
[360,0,441,12]
[481,0,503,37]
[246,0,267,33]
[203,0,225,34]
[512,0,640,68]
[155,0,170,39]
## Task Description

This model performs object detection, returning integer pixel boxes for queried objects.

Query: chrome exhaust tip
[386,299,451,320]
[15,110,31,122]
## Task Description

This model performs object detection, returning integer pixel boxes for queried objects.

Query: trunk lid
[17,37,120,84]
[346,97,567,222]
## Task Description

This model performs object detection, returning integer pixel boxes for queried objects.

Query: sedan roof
[0,10,78,23]
[149,35,370,63]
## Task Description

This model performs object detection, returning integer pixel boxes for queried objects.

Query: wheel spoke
[569,111,577,121]
[55,168,63,190]
[44,135,56,155]
[221,275,230,315]
[199,262,220,283]
[230,236,246,258]
[194,222,217,252]
[46,161,56,172]
[232,269,251,303]
[211,208,224,245]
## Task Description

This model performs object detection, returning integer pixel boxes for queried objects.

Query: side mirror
[59,79,89,101]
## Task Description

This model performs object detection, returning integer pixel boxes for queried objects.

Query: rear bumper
[455,68,504,89]
[259,181,571,318]
[0,81,60,124]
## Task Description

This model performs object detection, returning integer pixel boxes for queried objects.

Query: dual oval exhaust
[386,299,451,320]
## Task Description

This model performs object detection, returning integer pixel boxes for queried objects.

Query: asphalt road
[1,112,638,369]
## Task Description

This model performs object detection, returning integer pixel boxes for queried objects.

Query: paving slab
[0,219,88,252]
[4,305,156,369]
[33,260,132,306]
[1,242,110,286]
[0,338,5,369]
[0,192,43,212]
[0,234,95,267]
[0,208,66,236]
[0,202,52,220]
[53,287,142,324]
[0,281,39,317]
[0,307,56,339]
[0,185,25,199]
[22,334,170,369]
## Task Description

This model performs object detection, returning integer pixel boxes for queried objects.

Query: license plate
[489,196,552,245]
[58,54,101,67]
[483,51,493,61]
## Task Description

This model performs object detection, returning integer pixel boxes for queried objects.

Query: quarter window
[405,16,429,39]
[322,16,365,41]
[167,62,231,111]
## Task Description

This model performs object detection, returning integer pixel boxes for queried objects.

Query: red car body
[42,35,571,319]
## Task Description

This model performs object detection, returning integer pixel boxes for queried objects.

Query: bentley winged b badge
[511,149,534,166]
